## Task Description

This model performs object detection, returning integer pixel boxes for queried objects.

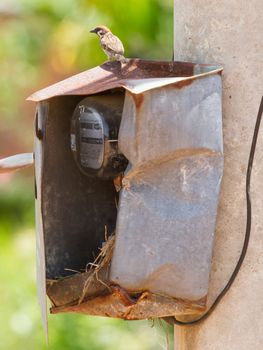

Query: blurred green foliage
[0,0,173,153]
[0,0,174,348]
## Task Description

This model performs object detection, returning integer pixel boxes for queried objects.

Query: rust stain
[113,173,123,192]
[132,93,144,110]
[171,78,193,90]
[50,287,206,320]
[109,284,136,307]
[48,270,207,319]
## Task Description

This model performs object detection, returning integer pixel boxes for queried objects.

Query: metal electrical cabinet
[26,59,223,328]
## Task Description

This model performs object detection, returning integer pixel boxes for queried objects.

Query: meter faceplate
[71,94,127,179]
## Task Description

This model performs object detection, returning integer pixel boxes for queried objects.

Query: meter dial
[71,94,128,179]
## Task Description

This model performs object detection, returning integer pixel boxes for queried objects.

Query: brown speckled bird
[90,26,125,62]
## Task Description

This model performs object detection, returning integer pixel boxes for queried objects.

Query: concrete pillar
[173,1,263,349]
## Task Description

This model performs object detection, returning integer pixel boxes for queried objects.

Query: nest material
[48,230,208,319]
[79,233,116,304]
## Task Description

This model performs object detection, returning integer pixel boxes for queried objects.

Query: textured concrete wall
[173,1,263,349]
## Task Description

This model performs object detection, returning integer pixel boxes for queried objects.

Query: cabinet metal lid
[27,59,222,102]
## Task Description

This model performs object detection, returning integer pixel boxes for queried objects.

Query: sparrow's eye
[98,30,103,36]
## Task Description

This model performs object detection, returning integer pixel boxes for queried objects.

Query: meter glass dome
[71,93,128,179]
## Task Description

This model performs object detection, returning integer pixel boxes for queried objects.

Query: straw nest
[79,232,116,303]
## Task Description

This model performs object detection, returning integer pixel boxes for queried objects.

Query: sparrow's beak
[90,29,96,33]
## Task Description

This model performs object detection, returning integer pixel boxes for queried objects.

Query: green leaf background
[0,1,173,348]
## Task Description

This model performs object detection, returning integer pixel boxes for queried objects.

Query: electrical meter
[71,94,128,179]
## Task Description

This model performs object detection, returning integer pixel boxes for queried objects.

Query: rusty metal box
[28,59,223,329]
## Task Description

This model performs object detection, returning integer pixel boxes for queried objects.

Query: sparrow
[90,26,125,62]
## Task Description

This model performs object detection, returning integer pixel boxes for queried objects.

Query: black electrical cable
[170,96,263,327]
